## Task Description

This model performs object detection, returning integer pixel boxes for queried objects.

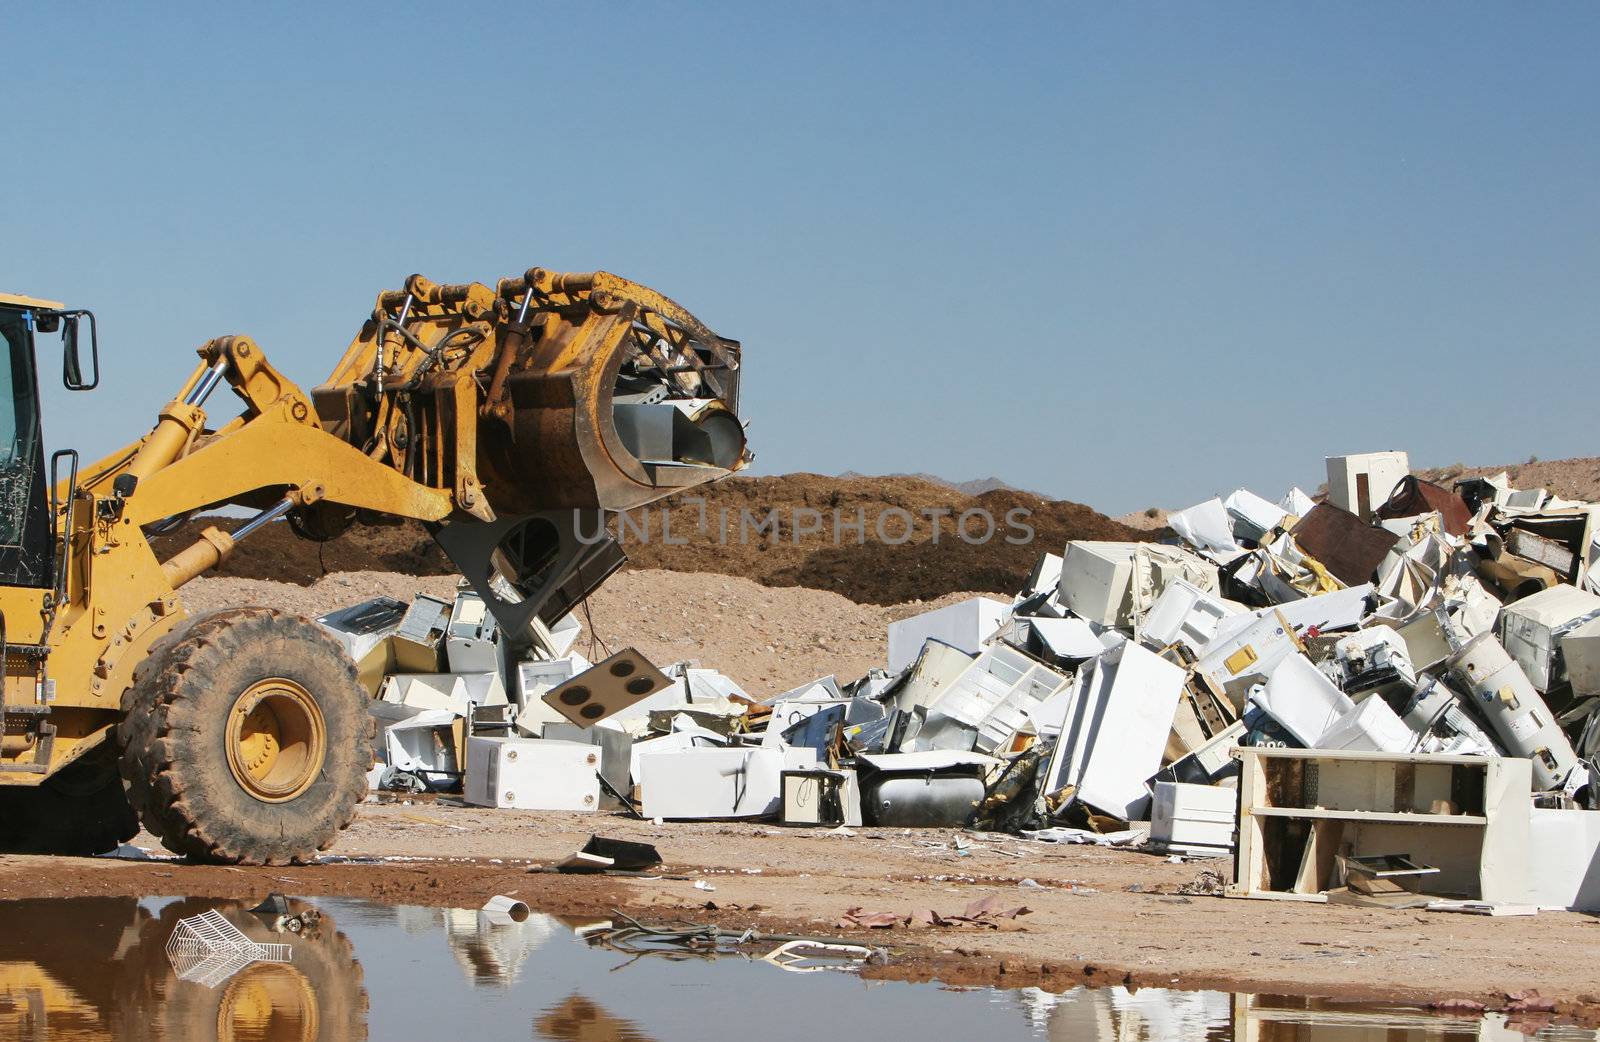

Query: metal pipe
[182,359,230,407]
[232,497,296,540]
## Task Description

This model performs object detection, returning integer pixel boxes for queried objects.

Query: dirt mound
[1416,456,1600,504]
[150,518,448,588]
[838,470,1036,497]
[152,474,1144,605]
[619,476,1144,603]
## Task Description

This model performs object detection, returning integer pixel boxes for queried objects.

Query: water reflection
[1011,984,1231,1042]
[1004,987,1594,1042]
[537,994,656,1042]
[1,896,1596,1042]
[443,908,564,987]
[1233,995,1592,1042]
[0,896,363,1041]
[339,903,583,988]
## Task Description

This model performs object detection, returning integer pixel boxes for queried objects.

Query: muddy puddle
[0,895,1592,1041]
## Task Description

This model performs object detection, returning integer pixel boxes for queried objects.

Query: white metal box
[1194,610,1300,710]
[463,737,599,812]
[1138,579,1238,654]
[1043,641,1184,820]
[385,712,463,777]
[1150,781,1236,854]
[1167,498,1237,554]
[886,597,1010,674]
[1499,584,1600,692]
[1059,542,1218,631]
[1564,616,1600,697]
[1245,653,1354,748]
[637,747,785,820]
[1525,807,1600,911]
[1224,489,1288,540]
[1314,694,1415,754]
[914,643,1070,755]
[379,674,471,716]
[780,769,863,827]
[1325,451,1410,520]
[1058,542,1136,627]
[541,721,633,809]
[391,594,453,673]
[316,596,407,695]
[445,590,500,673]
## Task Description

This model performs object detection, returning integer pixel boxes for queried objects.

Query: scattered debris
[839,896,1032,931]
[1504,989,1558,1013]
[1430,998,1488,1014]
[555,835,664,875]
[760,939,881,973]
[481,896,532,925]
[837,908,905,929]
[1423,899,1538,917]
[578,911,884,973]
[1176,870,1228,896]
[249,893,321,934]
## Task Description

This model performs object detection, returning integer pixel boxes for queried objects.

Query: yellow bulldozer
[0,269,747,864]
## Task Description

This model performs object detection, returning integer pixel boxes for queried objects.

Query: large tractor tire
[117,607,373,865]
[0,747,139,855]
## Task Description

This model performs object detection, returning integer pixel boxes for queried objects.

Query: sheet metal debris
[579,911,886,971]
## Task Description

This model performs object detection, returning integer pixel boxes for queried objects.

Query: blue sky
[5,3,1597,515]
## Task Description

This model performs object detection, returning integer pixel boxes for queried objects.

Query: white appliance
[464,737,599,812]
[1150,781,1236,855]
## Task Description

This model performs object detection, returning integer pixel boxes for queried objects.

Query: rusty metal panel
[1292,503,1400,586]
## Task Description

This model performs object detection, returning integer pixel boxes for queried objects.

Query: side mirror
[60,311,99,391]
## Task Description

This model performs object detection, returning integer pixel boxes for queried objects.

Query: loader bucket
[476,270,748,514]
[313,267,749,520]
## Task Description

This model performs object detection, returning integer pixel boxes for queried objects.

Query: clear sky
[5,3,1597,515]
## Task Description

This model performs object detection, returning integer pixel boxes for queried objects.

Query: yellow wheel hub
[225,680,326,803]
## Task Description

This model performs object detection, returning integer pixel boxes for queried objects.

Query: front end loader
[0,270,747,863]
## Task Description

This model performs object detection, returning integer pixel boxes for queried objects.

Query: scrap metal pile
[317,449,1600,910]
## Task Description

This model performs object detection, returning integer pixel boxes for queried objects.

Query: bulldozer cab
[0,295,60,591]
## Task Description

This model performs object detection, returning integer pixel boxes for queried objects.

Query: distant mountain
[837,471,1037,498]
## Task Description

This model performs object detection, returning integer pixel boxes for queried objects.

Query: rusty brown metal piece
[1291,503,1401,586]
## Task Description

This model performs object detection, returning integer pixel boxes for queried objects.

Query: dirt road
[6,803,1597,1020]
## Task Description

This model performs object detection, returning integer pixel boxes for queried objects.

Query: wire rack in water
[166,908,292,988]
